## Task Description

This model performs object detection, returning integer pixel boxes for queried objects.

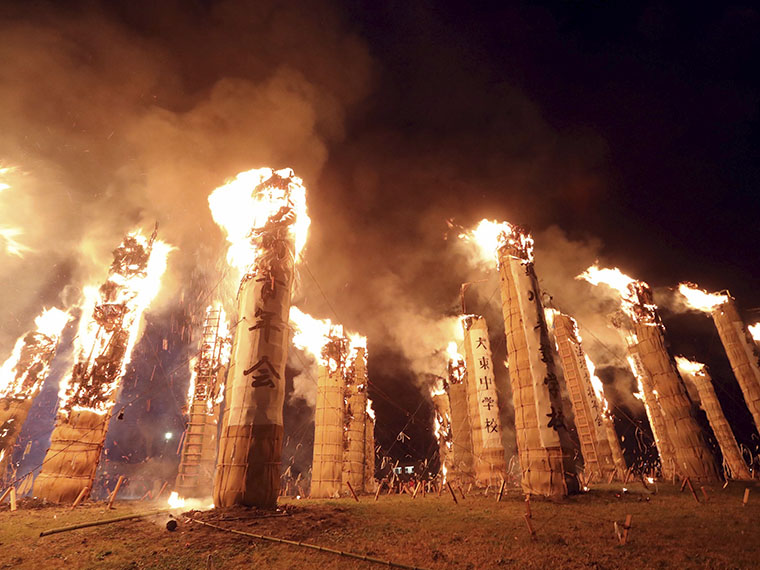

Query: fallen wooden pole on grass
[346,481,359,502]
[108,476,125,509]
[446,482,459,504]
[71,487,89,510]
[190,518,430,570]
[39,509,173,537]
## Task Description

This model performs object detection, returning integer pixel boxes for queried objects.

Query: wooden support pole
[621,514,632,545]
[140,490,153,501]
[685,478,700,503]
[155,481,169,500]
[523,514,536,540]
[9,487,17,512]
[623,466,633,485]
[71,487,89,510]
[607,470,616,485]
[700,486,709,503]
[743,487,750,506]
[346,481,359,502]
[457,484,466,500]
[0,486,11,504]
[411,481,421,499]
[525,496,532,519]
[446,482,459,504]
[679,478,688,492]
[496,480,506,502]
[437,482,443,497]
[107,476,125,509]
[374,482,383,502]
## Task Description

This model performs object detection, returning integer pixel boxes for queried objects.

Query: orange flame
[459,218,534,265]
[749,323,760,342]
[208,167,310,283]
[0,307,70,399]
[578,265,658,325]
[0,166,30,258]
[677,283,728,313]
[675,355,706,377]
[289,307,366,376]
[58,231,171,415]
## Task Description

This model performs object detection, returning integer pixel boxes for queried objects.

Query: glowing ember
[675,356,706,377]
[208,167,310,283]
[57,230,171,415]
[0,307,70,399]
[459,218,534,265]
[749,323,760,342]
[678,283,728,313]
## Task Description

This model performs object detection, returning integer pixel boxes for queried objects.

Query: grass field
[0,481,758,569]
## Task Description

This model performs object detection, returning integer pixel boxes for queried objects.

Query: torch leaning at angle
[579,268,719,483]
[550,310,625,481]
[0,308,69,477]
[462,220,578,497]
[676,356,752,480]
[679,284,760,436]
[34,229,171,502]
[211,168,308,508]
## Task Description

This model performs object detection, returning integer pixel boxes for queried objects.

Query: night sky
[2,1,759,484]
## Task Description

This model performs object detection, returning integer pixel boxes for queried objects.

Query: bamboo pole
[107,476,125,509]
[346,481,359,502]
[496,480,506,502]
[9,487,16,511]
[743,487,750,506]
[71,487,89,510]
[189,518,429,570]
[39,509,173,537]
[446,482,459,504]
[620,514,632,545]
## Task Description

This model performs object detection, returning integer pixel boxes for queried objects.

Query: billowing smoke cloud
[0,0,372,351]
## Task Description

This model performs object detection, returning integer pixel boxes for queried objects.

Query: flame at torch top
[458,218,534,265]
[0,307,70,399]
[578,265,659,325]
[208,167,310,284]
[677,283,729,313]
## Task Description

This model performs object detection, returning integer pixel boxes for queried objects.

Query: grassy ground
[0,481,758,569]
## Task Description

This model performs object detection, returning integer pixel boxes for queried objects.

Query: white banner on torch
[465,320,502,450]
[507,257,561,448]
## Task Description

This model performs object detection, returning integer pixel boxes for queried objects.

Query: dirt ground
[1,481,758,569]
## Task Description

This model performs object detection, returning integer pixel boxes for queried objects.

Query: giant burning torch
[675,356,752,480]
[34,230,171,502]
[579,267,719,482]
[461,221,578,497]
[210,168,309,508]
[461,314,508,486]
[548,310,626,480]
[678,284,760,436]
[0,308,70,476]
[445,342,475,485]
[290,308,372,497]
[175,304,231,499]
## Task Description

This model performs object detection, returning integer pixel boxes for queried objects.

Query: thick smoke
[0,0,371,351]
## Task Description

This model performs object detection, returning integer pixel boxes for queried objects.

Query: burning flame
[289,307,367,375]
[584,354,609,413]
[578,265,658,325]
[459,218,534,265]
[675,356,706,377]
[58,231,171,415]
[366,398,375,421]
[208,167,310,282]
[446,341,466,384]
[749,323,760,342]
[0,166,30,258]
[677,283,728,313]
[168,491,185,509]
[0,307,70,399]
[186,304,231,411]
